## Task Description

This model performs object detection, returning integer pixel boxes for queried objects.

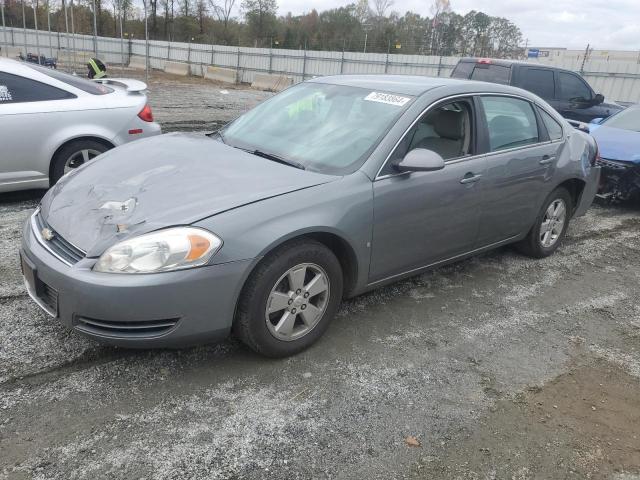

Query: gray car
[20,75,600,357]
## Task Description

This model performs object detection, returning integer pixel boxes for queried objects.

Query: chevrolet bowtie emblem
[41,228,54,241]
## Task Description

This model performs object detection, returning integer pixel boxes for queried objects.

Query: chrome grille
[33,210,86,265]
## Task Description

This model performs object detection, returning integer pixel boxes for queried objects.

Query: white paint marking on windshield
[364,92,411,107]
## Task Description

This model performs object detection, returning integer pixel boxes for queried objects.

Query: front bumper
[21,216,253,348]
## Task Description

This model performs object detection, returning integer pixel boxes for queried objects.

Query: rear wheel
[233,240,343,357]
[50,139,111,185]
[516,187,572,258]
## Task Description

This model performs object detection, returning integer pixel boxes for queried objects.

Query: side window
[470,65,510,85]
[0,72,74,104]
[381,99,473,175]
[558,72,591,101]
[480,96,539,151]
[538,107,564,141]
[520,68,555,99]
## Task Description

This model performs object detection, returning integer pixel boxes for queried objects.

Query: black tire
[50,139,110,185]
[233,239,343,358]
[516,187,573,258]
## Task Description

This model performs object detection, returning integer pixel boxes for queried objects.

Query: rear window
[451,61,474,79]
[25,64,113,95]
[470,64,511,85]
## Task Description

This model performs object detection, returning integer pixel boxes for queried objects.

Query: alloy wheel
[540,198,567,248]
[64,148,102,174]
[265,263,330,342]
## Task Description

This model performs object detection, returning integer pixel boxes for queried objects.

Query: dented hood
[41,133,335,256]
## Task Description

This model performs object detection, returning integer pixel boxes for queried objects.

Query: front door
[369,98,486,283]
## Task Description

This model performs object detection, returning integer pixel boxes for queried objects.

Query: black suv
[451,58,623,123]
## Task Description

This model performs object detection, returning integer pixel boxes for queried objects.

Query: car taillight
[138,104,154,122]
[478,58,492,64]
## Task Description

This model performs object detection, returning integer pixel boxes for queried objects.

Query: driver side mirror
[396,148,445,173]
[594,93,605,105]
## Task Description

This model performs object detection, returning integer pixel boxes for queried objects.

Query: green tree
[242,0,277,47]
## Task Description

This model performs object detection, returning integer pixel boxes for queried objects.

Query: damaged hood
[589,125,640,164]
[41,133,336,256]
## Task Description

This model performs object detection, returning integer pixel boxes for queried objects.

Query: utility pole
[92,0,98,56]
[579,43,590,75]
[143,0,149,82]
[119,0,124,72]
[70,0,77,71]
[62,0,69,56]
[21,0,27,57]
[46,1,52,57]
[1,0,7,54]
[33,0,41,63]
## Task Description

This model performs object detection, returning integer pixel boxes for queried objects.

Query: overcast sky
[275,0,640,51]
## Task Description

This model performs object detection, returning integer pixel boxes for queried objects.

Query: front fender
[195,172,374,293]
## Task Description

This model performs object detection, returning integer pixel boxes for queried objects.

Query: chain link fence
[2,27,640,103]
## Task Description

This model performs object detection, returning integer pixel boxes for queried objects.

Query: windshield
[221,82,414,175]
[25,63,113,95]
[602,107,640,132]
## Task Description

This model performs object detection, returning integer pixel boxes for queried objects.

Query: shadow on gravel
[0,189,45,205]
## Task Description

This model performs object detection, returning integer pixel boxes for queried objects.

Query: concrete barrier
[203,66,237,85]
[128,56,147,70]
[1,46,22,58]
[251,73,294,92]
[164,61,189,76]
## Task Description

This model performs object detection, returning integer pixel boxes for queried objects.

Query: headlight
[93,227,222,274]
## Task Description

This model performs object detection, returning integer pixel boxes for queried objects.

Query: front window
[221,82,414,175]
[558,72,591,101]
[601,107,640,132]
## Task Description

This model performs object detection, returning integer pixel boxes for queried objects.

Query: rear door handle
[539,155,556,165]
[460,173,483,184]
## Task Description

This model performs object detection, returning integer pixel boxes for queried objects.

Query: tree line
[1,0,524,57]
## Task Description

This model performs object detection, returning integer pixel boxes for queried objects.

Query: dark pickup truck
[451,58,623,123]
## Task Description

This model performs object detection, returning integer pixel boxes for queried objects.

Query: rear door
[475,95,561,246]
[0,72,76,188]
[515,66,557,104]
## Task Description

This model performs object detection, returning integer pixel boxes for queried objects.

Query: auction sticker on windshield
[364,92,411,107]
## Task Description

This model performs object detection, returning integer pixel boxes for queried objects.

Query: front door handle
[460,173,483,184]
[539,155,556,165]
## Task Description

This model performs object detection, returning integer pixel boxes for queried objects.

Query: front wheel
[233,240,343,357]
[516,187,572,258]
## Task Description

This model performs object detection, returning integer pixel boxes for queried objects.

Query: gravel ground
[1,75,639,479]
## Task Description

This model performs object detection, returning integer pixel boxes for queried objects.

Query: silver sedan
[0,57,161,193]
[21,75,600,357]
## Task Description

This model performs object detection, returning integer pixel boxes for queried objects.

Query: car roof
[456,57,575,73]
[310,74,477,96]
[309,74,548,100]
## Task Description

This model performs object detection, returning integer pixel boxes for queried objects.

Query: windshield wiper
[209,130,225,143]
[251,150,306,170]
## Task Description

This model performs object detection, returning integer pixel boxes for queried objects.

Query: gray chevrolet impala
[21,75,600,357]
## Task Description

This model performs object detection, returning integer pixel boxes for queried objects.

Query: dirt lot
[1,74,639,480]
